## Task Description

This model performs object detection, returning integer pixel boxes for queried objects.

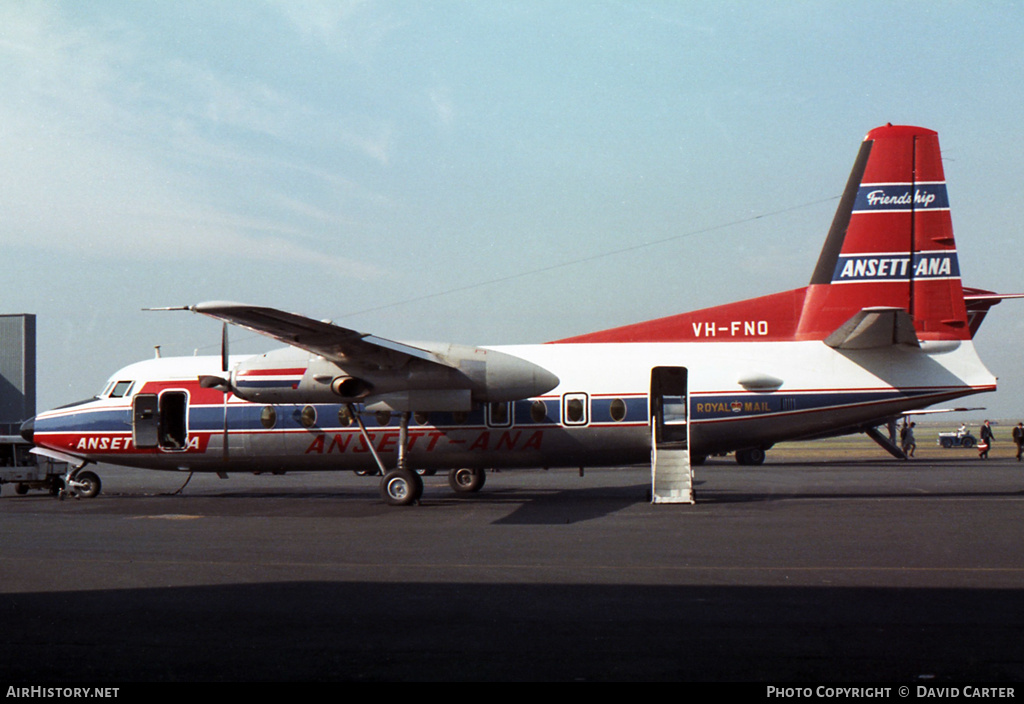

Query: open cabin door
[132,391,189,451]
[650,366,694,504]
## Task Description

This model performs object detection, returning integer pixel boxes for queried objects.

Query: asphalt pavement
[2,453,1024,682]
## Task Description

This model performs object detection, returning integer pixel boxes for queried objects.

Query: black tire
[15,483,29,495]
[448,467,486,494]
[380,468,422,506]
[962,437,975,448]
[735,448,766,465]
[75,470,101,499]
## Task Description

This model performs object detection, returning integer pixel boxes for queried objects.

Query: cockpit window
[109,381,135,398]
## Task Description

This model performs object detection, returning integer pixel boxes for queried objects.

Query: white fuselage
[31,338,996,473]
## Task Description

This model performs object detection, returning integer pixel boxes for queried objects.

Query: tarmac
[2,447,1024,682]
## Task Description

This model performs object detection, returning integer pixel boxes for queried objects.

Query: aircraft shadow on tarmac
[2,581,1023,682]
[485,483,651,524]
[104,472,1024,510]
[89,482,656,524]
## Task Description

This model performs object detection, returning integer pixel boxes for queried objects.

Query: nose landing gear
[59,468,102,500]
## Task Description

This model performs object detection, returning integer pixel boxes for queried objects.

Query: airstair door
[650,366,693,504]
[132,394,160,449]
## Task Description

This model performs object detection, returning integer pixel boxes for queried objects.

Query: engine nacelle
[330,376,372,398]
[229,342,559,411]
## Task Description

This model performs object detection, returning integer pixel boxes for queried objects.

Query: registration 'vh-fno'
[24,125,1019,505]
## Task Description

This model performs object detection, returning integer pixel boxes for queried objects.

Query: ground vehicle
[937,430,977,448]
[0,436,83,497]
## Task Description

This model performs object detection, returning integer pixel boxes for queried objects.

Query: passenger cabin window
[109,381,135,398]
[530,400,550,424]
[562,393,589,426]
[261,406,277,430]
[609,398,627,422]
[487,402,511,428]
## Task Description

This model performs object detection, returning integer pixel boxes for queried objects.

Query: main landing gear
[448,467,486,494]
[378,467,487,505]
[346,406,424,506]
[734,448,767,465]
[380,467,423,506]
[348,405,488,506]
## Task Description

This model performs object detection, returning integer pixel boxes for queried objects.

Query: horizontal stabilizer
[963,288,1024,337]
[900,406,984,416]
[824,307,920,349]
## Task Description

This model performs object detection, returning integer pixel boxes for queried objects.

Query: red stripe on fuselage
[236,368,306,377]
[137,380,227,405]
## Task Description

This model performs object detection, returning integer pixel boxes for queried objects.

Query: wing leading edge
[179,301,559,411]
[191,301,443,367]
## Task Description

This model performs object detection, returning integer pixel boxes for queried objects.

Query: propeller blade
[199,375,230,390]
[222,390,229,462]
[222,323,231,460]
[221,322,229,372]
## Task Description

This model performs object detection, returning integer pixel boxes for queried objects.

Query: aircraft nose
[19,417,34,443]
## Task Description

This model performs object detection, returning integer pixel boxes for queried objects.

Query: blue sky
[4,1,1024,421]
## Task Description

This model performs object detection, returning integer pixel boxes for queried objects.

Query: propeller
[221,320,229,372]
[219,323,229,460]
[198,323,232,461]
[198,322,232,391]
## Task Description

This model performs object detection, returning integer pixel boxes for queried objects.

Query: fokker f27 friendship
[24,125,1020,505]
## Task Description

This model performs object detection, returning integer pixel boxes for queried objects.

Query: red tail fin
[552,125,971,346]
[797,124,969,342]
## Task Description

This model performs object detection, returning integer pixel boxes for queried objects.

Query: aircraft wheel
[415,468,436,476]
[735,448,766,466]
[448,467,486,494]
[380,468,422,506]
[73,470,102,499]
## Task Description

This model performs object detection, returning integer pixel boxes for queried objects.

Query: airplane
[22,124,1020,505]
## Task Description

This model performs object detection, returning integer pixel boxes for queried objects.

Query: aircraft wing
[156,301,560,410]
[188,301,445,367]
